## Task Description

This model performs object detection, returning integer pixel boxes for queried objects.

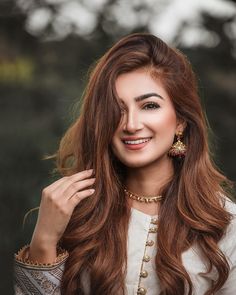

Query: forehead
[115,69,169,101]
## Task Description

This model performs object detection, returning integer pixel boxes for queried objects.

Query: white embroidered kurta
[14,198,236,295]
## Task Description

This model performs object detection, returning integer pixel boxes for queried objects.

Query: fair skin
[112,68,185,215]
[29,171,96,263]
[28,68,184,263]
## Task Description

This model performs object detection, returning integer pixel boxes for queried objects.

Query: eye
[143,102,160,110]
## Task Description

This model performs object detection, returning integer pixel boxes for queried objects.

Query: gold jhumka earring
[168,131,187,158]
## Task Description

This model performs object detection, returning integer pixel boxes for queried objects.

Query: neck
[125,156,173,196]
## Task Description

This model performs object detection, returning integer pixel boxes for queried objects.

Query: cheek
[148,109,177,132]
[111,131,120,154]
[163,110,177,128]
[110,139,122,162]
[111,117,124,145]
[112,127,120,142]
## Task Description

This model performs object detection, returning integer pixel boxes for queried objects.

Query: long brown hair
[57,33,233,295]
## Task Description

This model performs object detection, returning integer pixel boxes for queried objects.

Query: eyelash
[120,102,160,114]
[143,102,160,110]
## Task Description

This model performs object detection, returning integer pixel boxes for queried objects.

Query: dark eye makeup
[143,102,160,110]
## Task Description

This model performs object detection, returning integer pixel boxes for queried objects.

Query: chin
[117,152,170,169]
[119,157,157,169]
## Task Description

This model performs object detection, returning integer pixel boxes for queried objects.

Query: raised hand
[29,169,95,263]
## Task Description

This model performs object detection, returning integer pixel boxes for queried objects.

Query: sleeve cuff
[14,244,69,268]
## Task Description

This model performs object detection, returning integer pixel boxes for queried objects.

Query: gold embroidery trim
[14,244,69,268]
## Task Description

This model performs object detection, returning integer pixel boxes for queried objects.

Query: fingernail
[90,189,95,194]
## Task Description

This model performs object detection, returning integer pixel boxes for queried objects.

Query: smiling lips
[122,137,152,150]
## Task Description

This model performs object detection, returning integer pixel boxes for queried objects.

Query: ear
[176,119,187,134]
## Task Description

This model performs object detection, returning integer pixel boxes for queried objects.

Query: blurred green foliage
[0,57,34,83]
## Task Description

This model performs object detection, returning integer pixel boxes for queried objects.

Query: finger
[61,178,96,201]
[44,169,94,193]
[69,188,95,207]
[69,169,94,182]
[45,177,69,192]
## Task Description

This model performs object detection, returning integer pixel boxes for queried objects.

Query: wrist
[29,243,57,264]
[31,230,59,250]
[29,235,58,263]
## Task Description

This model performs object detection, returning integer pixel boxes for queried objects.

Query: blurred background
[0,0,236,293]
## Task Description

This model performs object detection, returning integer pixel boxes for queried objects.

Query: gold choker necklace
[124,187,163,203]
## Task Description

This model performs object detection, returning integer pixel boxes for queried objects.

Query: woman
[14,33,236,295]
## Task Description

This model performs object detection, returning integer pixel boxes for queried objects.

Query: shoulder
[222,196,236,216]
[218,196,236,261]
[221,196,236,235]
[223,197,236,218]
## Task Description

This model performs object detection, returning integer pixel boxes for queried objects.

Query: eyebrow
[134,92,164,102]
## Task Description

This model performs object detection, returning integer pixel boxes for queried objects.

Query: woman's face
[111,68,184,168]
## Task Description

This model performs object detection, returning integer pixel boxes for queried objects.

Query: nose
[122,109,143,133]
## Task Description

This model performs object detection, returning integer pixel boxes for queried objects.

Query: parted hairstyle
[56,33,233,295]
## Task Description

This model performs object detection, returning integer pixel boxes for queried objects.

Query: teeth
[124,138,151,145]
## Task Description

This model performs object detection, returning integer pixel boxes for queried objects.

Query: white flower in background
[148,0,236,47]
[25,8,52,35]
[17,0,236,48]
